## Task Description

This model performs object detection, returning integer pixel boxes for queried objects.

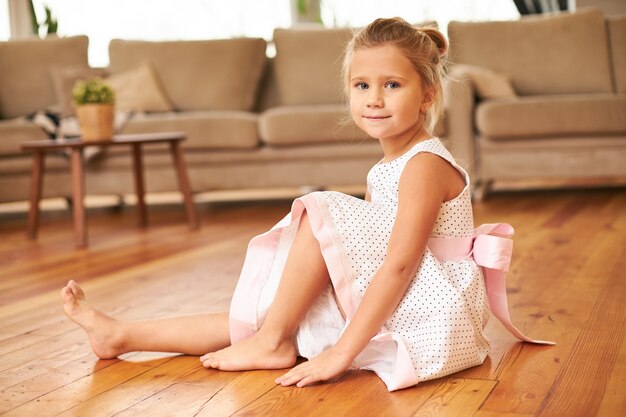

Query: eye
[385,81,400,89]
[354,82,369,90]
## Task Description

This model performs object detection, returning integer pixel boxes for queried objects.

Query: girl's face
[349,45,434,142]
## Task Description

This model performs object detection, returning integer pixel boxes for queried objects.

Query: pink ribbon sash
[429,223,555,345]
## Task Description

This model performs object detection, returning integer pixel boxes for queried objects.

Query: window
[321,0,519,29]
[15,0,519,66]
[28,0,291,66]
[0,0,9,40]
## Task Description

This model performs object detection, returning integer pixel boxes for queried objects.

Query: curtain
[8,0,32,37]
[513,0,569,15]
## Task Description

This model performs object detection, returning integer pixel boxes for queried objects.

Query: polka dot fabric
[236,138,490,391]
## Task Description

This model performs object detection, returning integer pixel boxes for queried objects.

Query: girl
[62,17,551,392]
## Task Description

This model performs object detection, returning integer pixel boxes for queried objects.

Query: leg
[131,143,148,227]
[472,179,493,202]
[69,148,87,248]
[26,151,45,239]
[61,280,230,359]
[169,140,199,229]
[201,211,330,371]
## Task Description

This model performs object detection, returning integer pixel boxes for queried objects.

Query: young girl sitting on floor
[62,17,551,391]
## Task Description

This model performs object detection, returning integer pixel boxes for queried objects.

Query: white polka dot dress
[229,138,490,391]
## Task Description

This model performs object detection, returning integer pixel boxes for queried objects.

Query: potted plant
[72,78,116,142]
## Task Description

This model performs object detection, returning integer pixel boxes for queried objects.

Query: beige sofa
[0,28,380,204]
[3,9,624,205]
[444,8,626,199]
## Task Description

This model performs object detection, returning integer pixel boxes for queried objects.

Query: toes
[61,286,70,299]
[203,358,219,369]
[61,286,76,303]
[201,353,219,369]
[200,351,217,362]
[68,281,85,299]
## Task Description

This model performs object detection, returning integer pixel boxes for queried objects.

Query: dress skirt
[229,191,492,391]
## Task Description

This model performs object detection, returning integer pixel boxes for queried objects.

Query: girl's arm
[277,153,465,387]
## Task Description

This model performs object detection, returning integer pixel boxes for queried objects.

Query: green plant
[28,0,39,35]
[44,5,58,34]
[295,0,323,25]
[28,1,58,36]
[72,78,116,106]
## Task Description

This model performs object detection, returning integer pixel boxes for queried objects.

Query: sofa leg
[299,185,325,195]
[110,194,126,212]
[472,180,492,202]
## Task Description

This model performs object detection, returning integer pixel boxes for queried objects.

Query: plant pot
[75,104,115,142]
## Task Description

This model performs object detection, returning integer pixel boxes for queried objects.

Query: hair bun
[420,27,448,57]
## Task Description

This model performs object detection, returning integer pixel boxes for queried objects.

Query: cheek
[349,98,361,122]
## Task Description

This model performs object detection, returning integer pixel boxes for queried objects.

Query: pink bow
[429,223,554,345]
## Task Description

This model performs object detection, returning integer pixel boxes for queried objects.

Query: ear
[420,86,437,114]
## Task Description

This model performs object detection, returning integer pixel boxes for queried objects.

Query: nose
[366,88,384,108]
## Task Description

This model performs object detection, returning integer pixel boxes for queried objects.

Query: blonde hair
[342,17,448,134]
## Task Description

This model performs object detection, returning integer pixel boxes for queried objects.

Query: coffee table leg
[26,151,45,239]
[131,143,148,227]
[70,148,87,248]
[169,140,198,229]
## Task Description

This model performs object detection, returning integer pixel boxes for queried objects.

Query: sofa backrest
[0,35,89,119]
[448,8,613,95]
[273,27,354,106]
[608,15,626,93]
[108,38,267,112]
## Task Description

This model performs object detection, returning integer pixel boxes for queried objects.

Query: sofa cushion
[448,8,613,95]
[119,111,259,149]
[105,64,173,113]
[50,66,108,117]
[0,36,89,119]
[0,119,49,156]
[0,153,69,174]
[259,105,370,146]
[476,94,626,139]
[108,38,267,112]
[449,64,517,99]
[608,15,626,93]
[273,28,354,106]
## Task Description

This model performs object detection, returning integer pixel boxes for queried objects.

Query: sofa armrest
[442,67,478,181]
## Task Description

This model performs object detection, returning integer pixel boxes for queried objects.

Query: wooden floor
[0,187,624,417]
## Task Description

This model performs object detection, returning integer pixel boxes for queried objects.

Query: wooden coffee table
[21,132,199,248]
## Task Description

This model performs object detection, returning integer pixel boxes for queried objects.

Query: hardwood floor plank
[472,412,532,417]
[116,378,226,417]
[227,370,441,417]
[478,191,626,415]
[0,215,259,305]
[194,369,286,417]
[535,247,626,417]
[0,333,48,357]
[300,372,440,417]
[409,378,496,417]
[51,356,200,417]
[0,238,244,336]
[596,327,626,417]
[225,372,359,417]
[0,355,139,415]
[111,366,240,417]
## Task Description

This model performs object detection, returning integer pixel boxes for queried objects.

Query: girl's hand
[275,347,353,388]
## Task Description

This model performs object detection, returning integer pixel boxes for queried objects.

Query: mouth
[363,115,390,120]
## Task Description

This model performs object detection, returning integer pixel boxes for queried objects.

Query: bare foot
[61,280,126,359]
[200,332,297,371]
